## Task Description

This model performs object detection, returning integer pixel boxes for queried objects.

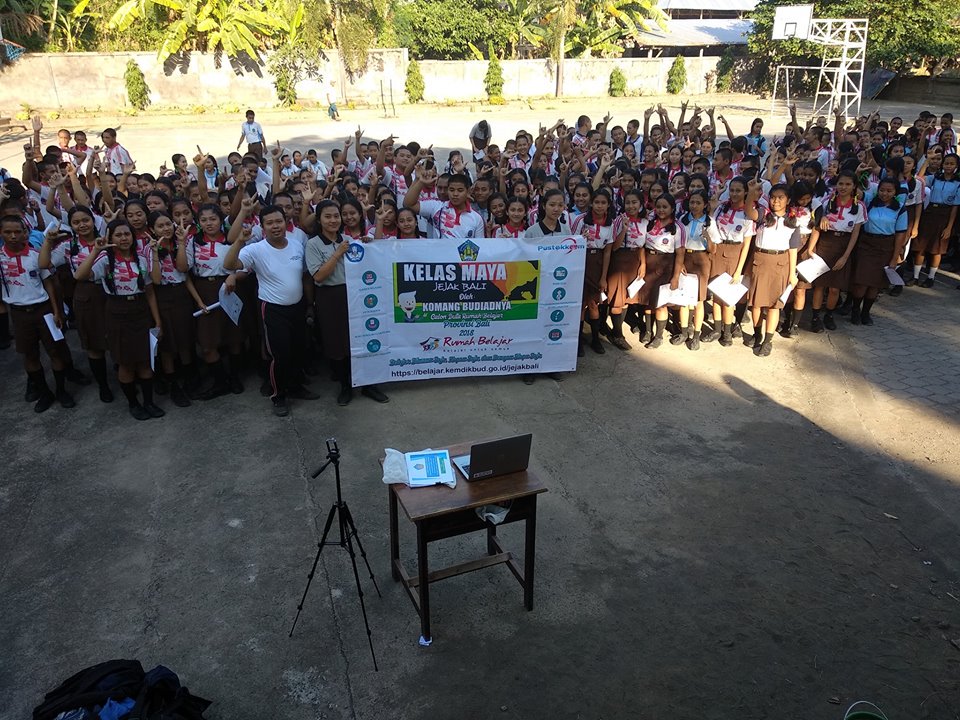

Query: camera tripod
[289,438,381,670]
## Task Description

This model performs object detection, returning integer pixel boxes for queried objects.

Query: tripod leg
[289,503,339,637]
[343,524,379,671]
[341,502,382,598]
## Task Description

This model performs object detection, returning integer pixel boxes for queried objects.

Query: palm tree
[0,0,45,42]
[544,0,666,95]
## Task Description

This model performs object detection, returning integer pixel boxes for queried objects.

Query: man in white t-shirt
[404,164,485,239]
[100,128,133,175]
[224,201,317,416]
[237,109,266,159]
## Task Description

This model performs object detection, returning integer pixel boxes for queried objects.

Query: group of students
[1,102,957,416]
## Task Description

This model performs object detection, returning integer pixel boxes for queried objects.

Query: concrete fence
[0,49,720,112]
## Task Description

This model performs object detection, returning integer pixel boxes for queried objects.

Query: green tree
[108,0,281,61]
[267,0,329,106]
[500,0,546,58]
[484,41,504,100]
[608,67,626,96]
[0,0,48,48]
[749,0,960,85]
[405,58,424,103]
[394,0,511,60]
[666,54,685,94]
[333,0,390,74]
[124,57,151,109]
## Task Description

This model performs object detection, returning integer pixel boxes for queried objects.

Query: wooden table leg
[416,520,431,643]
[389,486,400,581]
[486,521,497,556]
[523,496,537,611]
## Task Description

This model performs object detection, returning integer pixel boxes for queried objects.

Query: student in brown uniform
[806,171,865,332]
[0,215,74,411]
[745,184,800,356]
[605,189,645,350]
[75,219,165,420]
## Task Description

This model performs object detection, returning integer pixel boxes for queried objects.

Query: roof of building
[638,18,753,47]
[658,0,758,10]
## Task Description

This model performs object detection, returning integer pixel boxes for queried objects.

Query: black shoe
[272,397,289,417]
[861,312,874,326]
[198,381,230,401]
[744,331,761,348]
[523,375,535,385]
[129,404,151,421]
[34,393,55,413]
[686,334,700,351]
[99,385,115,403]
[823,313,837,331]
[362,386,390,403]
[24,377,39,402]
[598,322,612,338]
[905,277,917,287]
[56,390,76,409]
[170,382,191,407]
[288,385,321,400]
[259,379,272,397]
[154,376,170,395]
[757,341,773,357]
[577,342,585,358]
[781,322,797,339]
[645,335,663,349]
[611,335,632,351]
[920,277,935,288]
[851,309,861,325]
[701,327,720,343]
[811,315,824,333]
[889,285,903,296]
[731,324,742,339]
[337,386,353,406]
[590,337,605,354]
[669,332,686,346]
[229,375,244,394]
[838,299,852,316]
[143,402,166,419]
[719,328,733,347]
[65,367,90,385]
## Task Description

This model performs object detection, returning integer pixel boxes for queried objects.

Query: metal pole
[390,79,396,117]
[772,66,780,120]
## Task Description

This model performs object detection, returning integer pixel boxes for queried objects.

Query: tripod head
[326,437,340,462]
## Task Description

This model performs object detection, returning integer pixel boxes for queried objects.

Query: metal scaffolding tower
[809,18,869,118]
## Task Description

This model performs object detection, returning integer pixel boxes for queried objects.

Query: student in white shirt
[0,215,73,412]
[237,109,266,159]
[101,127,133,176]
[224,203,319,417]
[404,165,485,239]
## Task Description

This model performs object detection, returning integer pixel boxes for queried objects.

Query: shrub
[484,42,504,101]
[405,59,425,103]
[666,55,686,95]
[715,49,736,93]
[609,68,627,97]
[124,59,151,111]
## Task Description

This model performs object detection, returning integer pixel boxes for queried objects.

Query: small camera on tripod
[326,437,340,459]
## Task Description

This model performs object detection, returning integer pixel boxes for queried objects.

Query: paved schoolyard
[3,98,960,719]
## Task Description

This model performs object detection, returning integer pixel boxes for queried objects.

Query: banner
[344,236,586,386]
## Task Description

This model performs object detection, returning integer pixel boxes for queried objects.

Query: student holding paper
[637,194,685,349]
[678,190,718,351]
[849,179,908,325]
[570,189,622,355]
[707,178,755,346]
[147,211,198,407]
[74,220,164,421]
[188,203,245,400]
[806,171,865,333]
[605,189,645,350]
[746,185,801,356]
[0,215,74,412]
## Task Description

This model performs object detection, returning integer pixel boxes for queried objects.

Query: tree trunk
[555,29,565,97]
[48,0,59,42]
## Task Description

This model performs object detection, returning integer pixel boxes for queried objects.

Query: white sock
[913,264,923,279]
[929,267,938,279]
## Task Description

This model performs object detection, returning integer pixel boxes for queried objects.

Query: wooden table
[387,441,548,644]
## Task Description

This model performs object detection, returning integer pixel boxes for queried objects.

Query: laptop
[452,434,533,481]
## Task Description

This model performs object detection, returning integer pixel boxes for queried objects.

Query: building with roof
[628,0,756,57]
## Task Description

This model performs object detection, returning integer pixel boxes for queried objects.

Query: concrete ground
[3,96,960,719]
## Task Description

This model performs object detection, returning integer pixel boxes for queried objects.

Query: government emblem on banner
[458,240,480,262]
